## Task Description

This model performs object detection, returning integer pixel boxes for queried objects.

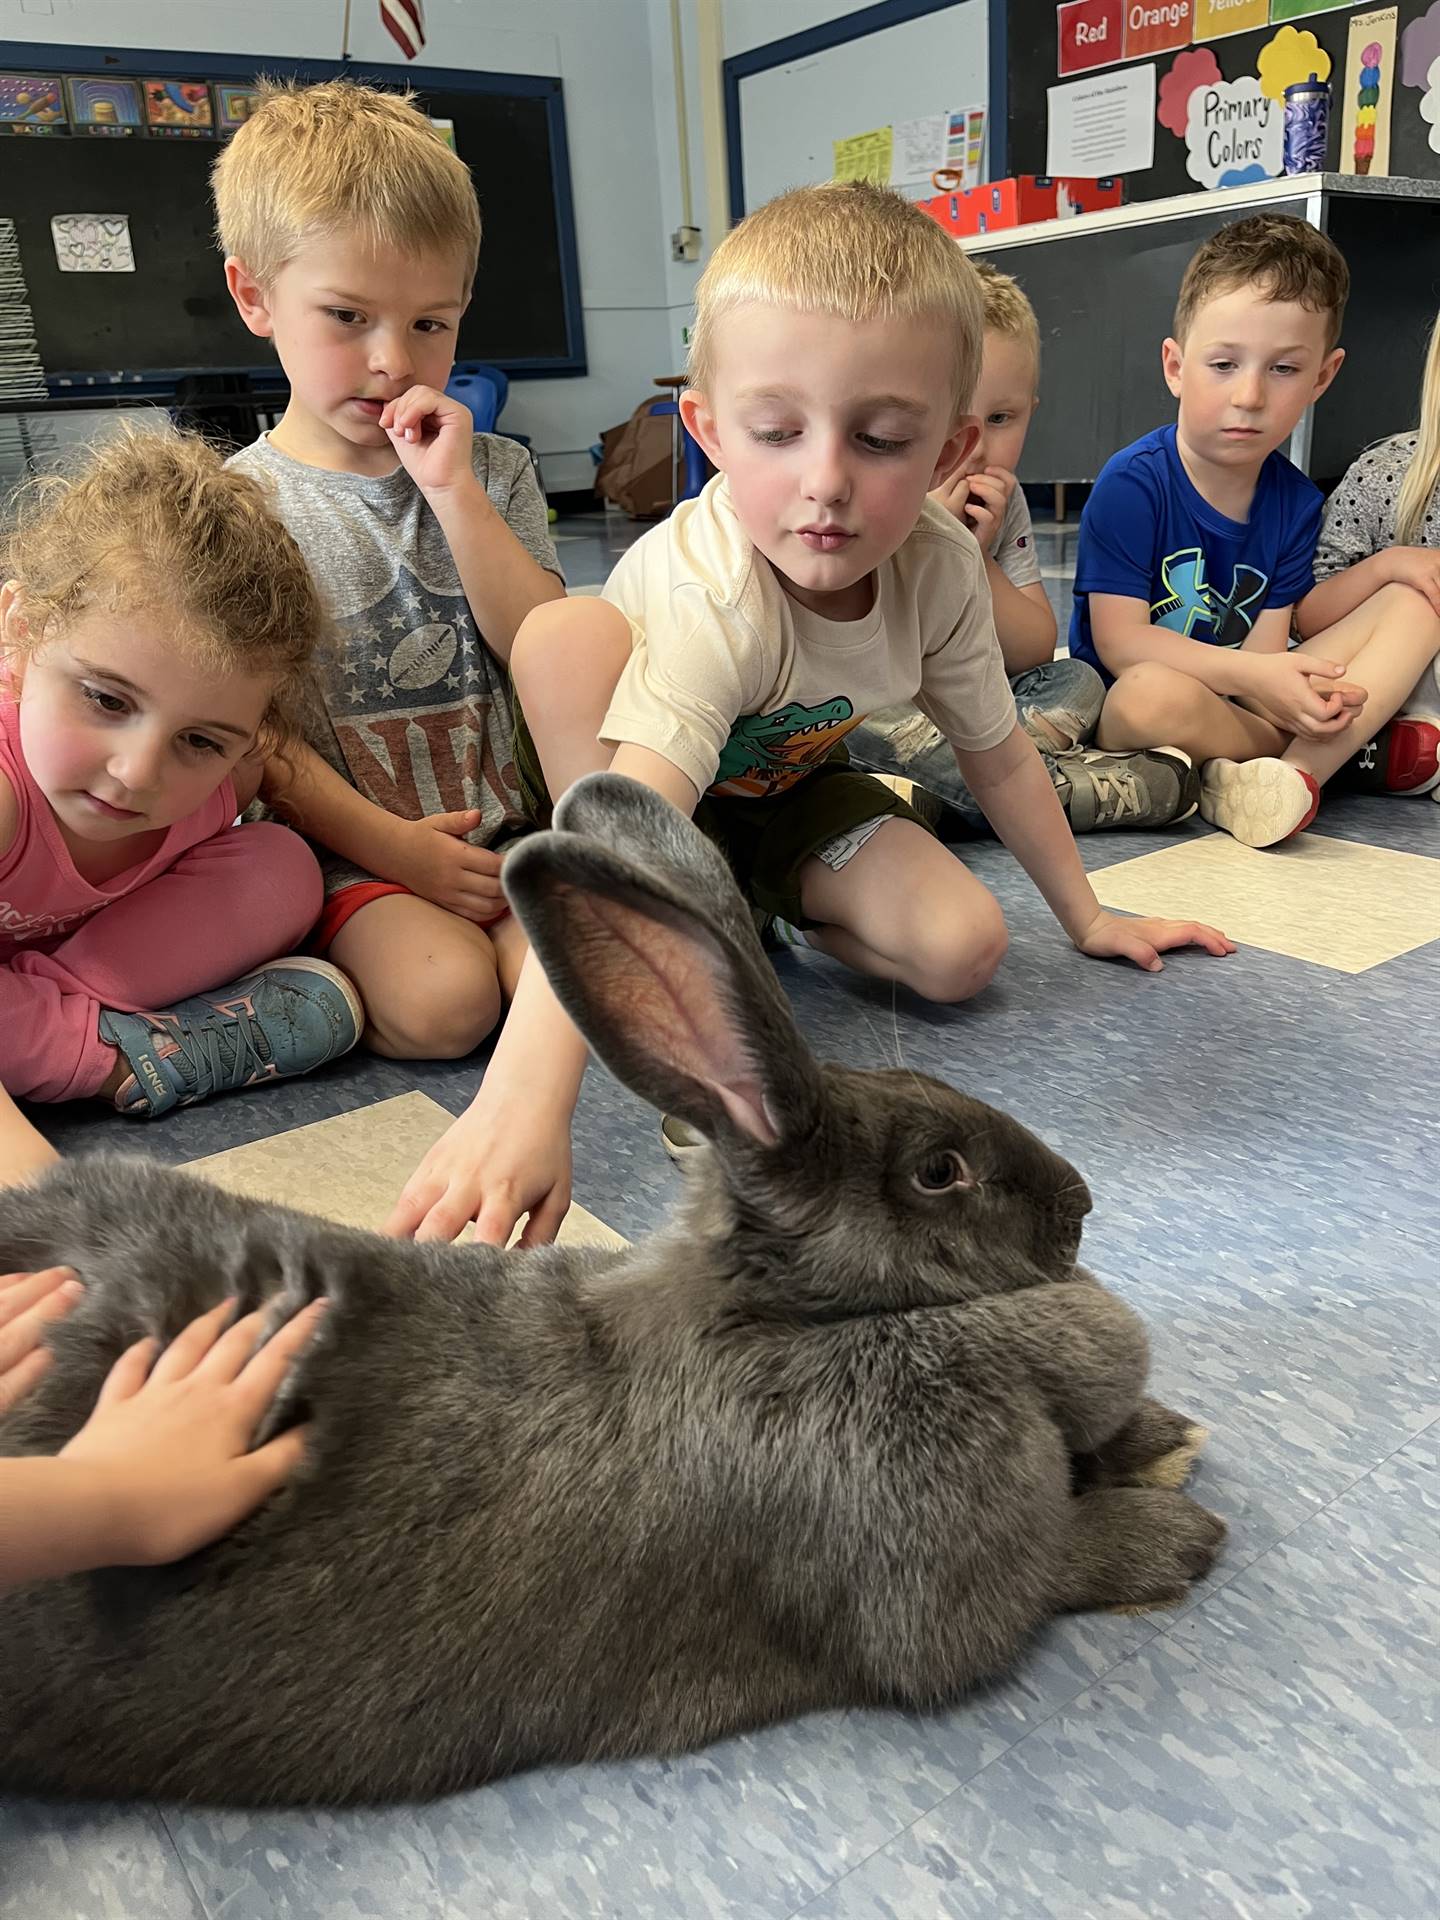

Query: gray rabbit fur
[0,774,1224,1807]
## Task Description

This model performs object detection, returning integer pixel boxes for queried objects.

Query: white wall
[0,0,678,490]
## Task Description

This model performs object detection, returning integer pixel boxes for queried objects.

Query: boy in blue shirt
[1073,214,1440,847]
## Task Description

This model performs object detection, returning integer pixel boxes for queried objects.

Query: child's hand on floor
[1380,547,1440,619]
[1074,909,1236,973]
[379,385,477,501]
[383,1087,573,1247]
[0,1266,83,1417]
[391,809,509,921]
[54,1296,327,1567]
[958,468,1015,556]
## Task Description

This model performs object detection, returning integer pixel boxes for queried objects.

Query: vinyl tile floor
[4,516,1437,1918]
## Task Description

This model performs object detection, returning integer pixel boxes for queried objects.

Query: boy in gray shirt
[216,80,565,1061]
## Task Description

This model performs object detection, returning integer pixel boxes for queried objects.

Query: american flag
[380,0,426,59]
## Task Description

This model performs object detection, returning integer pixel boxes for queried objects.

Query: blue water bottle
[1283,73,1331,175]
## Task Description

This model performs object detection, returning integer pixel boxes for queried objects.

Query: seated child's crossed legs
[514,598,1008,1008]
[327,893,528,1062]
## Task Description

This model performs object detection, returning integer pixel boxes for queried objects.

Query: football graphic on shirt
[388,622,459,690]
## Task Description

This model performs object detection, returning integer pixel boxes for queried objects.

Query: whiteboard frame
[722,0,1008,221]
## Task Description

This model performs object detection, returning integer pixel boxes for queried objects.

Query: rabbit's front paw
[1058,1486,1227,1615]
[1075,1397,1208,1493]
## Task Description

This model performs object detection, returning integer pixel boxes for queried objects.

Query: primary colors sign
[1060,0,1193,73]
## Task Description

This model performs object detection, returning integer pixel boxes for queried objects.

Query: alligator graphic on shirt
[713,695,858,797]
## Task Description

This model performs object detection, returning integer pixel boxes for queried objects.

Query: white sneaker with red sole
[1200,758,1321,848]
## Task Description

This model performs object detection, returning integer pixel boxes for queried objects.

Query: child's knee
[905,893,1008,1003]
[362,943,502,1060]
[512,597,631,719]
[239,824,324,942]
[1102,661,1207,735]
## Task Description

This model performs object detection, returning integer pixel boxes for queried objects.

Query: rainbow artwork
[1353,39,1382,172]
[0,74,66,136]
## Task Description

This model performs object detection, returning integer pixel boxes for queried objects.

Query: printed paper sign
[1124,0,1193,58]
[51,213,135,273]
[833,125,893,185]
[893,112,948,182]
[1185,75,1283,184]
[1194,0,1269,39]
[1059,0,1125,75]
[1047,63,1157,173]
[1340,6,1397,173]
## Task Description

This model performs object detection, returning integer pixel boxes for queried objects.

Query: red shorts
[310,881,510,955]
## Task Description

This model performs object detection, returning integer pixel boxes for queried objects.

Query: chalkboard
[1005,0,1439,202]
[0,47,585,381]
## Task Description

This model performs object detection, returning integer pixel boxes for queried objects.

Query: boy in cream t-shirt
[386,182,1232,1245]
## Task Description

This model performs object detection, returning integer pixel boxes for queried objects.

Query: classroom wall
[0,0,684,491]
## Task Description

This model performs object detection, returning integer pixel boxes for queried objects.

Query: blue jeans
[847,657,1106,836]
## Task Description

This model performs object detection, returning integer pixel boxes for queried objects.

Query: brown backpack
[594,394,682,519]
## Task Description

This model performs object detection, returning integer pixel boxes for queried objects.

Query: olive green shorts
[513,706,929,927]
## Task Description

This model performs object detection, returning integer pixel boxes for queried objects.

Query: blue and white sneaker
[100,958,363,1118]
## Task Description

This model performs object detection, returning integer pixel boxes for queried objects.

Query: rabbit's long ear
[504,774,822,1147]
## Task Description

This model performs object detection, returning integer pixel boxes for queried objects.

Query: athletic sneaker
[100,958,363,1118]
[1199,758,1320,848]
[1052,746,1200,832]
[661,1113,706,1162]
[1334,717,1440,796]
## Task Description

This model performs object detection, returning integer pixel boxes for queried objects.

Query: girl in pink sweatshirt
[1,428,362,1124]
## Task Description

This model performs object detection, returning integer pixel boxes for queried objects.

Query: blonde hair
[1396,310,1440,547]
[974,258,1040,376]
[687,181,984,415]
[2,426,326,756]
[212,78,481,288]
[1174,213,1349,352]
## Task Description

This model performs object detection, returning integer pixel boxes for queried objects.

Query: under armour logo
[1357,742,1378,771]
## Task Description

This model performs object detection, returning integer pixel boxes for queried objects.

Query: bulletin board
[0,42,586,382]
[724,0,996,218]
[1005,0,1440,200]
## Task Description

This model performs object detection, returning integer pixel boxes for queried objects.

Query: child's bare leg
[511,597,634,799]
[1284,583,1440,784]
[329,895,510,1059]
[1096,661,1286,763]
[798,818,1008,1003]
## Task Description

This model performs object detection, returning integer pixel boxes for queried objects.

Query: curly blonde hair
[212,78,481,288]
[2,425,326,756]
[687,181,984,417]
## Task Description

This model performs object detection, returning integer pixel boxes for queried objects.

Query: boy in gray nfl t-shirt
[850,259,1198,836]
[215,80,566,1062]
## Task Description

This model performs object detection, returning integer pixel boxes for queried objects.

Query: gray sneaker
[101,958,363,1117]
[1052,746,1200,832]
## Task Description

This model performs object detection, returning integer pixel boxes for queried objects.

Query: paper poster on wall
[1047,63,1157,173]
[893,112,948,182]
[64,76,142,136]
[1422,56,1440,152]
[947,105,987,183]
[1124,0,1193,60]
[51,214,135,273]
[1194,0,1268,40]
[833,125,893,185]
[215,86,261,136]
[1058,0,1124,75]
[1401,1,1440,90]
[1268,0,1350,24]
[0,74,66,135]
[1185,74,1283,182]
[1340,7,1397,171]
[142,79,214,139]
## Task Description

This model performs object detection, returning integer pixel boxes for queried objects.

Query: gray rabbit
[0,774,1224,1807]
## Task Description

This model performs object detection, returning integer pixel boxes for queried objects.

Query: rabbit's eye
[912,1151,973,1194]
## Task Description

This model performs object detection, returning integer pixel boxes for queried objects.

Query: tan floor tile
[1090,831,1440,973]
[186,1092,626,1248]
